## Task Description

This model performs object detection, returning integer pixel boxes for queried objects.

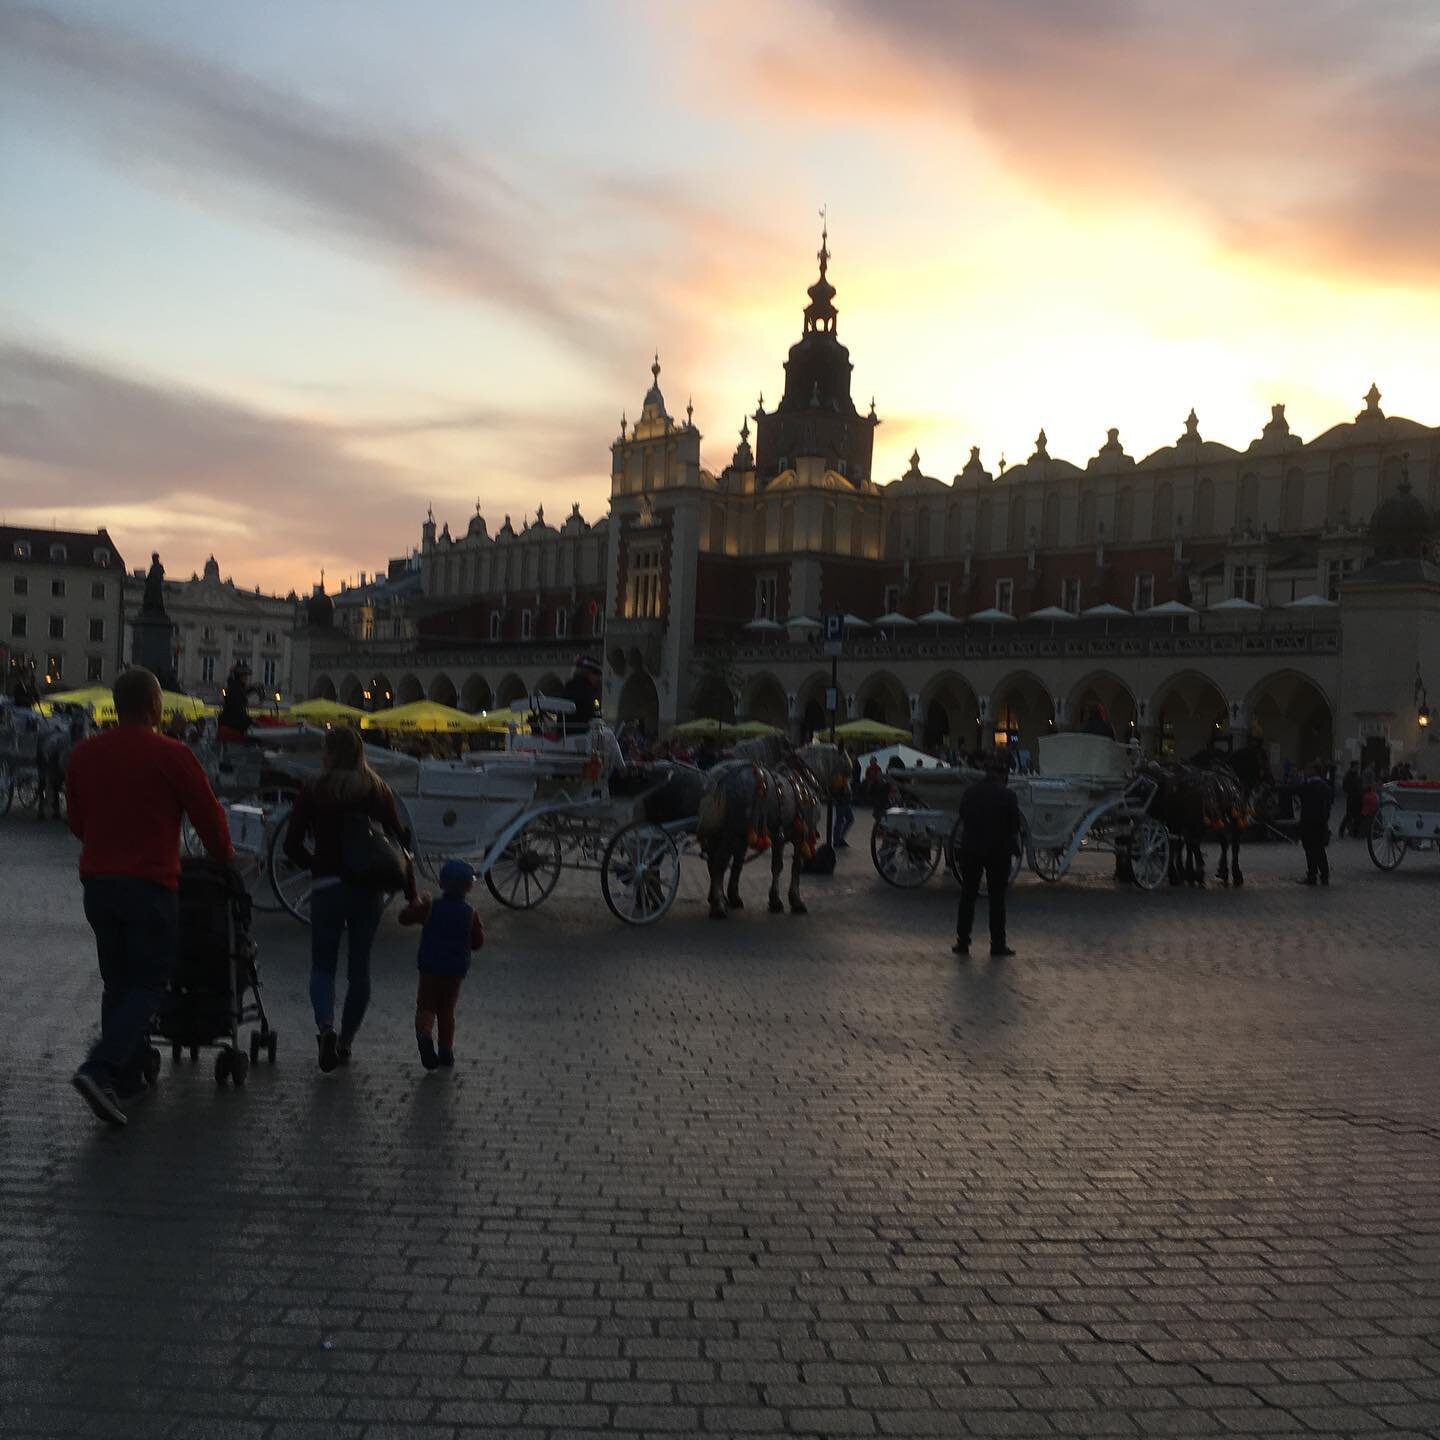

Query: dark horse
[1141,756,1243,887]
[638,738,846,918]
[1203,739,1274,887]
[35,706,92,820]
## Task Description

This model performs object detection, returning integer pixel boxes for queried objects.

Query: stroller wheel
[248,1031,261,1066]
[143,1048,161,1085]
[171,1044,182,1064]
[230,1050,249,1088]
[214,1049,231,1086]
[266,1033,278,1064]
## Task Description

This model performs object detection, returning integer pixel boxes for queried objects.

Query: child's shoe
[438,1049,455,1068]
[417,1032,439,1071]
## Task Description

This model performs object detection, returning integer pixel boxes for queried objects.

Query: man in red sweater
[65,667,234,1127]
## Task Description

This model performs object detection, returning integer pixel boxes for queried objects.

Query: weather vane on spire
[818,204,829,277]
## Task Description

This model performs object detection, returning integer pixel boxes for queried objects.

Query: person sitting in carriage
[559,655,603,735]
[216,660,262,745]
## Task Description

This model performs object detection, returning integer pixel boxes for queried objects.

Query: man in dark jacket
[559,656,602,734]
[1339,761,1362,838]
[1283,762,1333,885]
[953,760,1022,958]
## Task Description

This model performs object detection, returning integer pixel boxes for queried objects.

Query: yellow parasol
[361,699,485,733]
[831,718,912,744]
[45,685,117,723]
[160,691,209,721]
[288,698,365,724]
[670,717,781,739]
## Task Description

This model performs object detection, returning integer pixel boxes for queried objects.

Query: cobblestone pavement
[2,813,1439,1439]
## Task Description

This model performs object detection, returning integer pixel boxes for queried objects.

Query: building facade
[1,525,127,693]
[296,238,1440,773]
[121,556,300,702]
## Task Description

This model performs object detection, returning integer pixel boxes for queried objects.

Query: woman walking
[284,727,418,1071]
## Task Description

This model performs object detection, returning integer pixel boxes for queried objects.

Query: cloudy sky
[4,0,1440,592]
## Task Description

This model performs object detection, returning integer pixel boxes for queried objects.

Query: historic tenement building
[296,235,1440,772]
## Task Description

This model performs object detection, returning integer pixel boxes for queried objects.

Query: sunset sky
[4,0,1440,593]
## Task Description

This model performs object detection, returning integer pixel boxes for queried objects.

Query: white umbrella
[1082,602,1130,618]
[1283,594,1338,609]
[785,614,822,629]
[1026,605,1076,621]
[916,609,960,624]
[841,613,872,628]
[873,611,916,626]
[744,618,784,632]
[1141,600,1197,616]
[1208,597,1262,612]
[967,607,1017,623]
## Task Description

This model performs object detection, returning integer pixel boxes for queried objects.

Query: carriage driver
[216,659,262,744]
[560,655,603,734]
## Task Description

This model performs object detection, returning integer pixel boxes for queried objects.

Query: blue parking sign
[823,610,845,656]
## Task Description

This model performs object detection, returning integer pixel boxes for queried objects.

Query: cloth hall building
[295,239,1440,773]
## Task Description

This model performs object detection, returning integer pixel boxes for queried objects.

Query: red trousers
[415,973,463,1052]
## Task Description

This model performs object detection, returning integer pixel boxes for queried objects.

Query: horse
[638,737,848,919]
[1205,741,1275,887]
[1140,757,1246,887]
[34,706,92,820]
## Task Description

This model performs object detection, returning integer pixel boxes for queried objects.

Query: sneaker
[952,940,970,957]
[990,946,1017,958]
[317,1028,339,1073]
[417,1032,439,1071]
[438,1049,455,1069]
[72,1070,127,1128]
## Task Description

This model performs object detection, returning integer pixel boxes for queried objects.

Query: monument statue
[142,552,166,614]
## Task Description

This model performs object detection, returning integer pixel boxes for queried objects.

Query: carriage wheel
[601,821,681,925]
[266,822,314,925]
[947,815,1027,887]
[12,772,39,813]
[0,759,12,815]
[871,819,942,888]
[485,819,563,909]
[1367,811,1407,871]
[1128,816,1170,892]
[1031,847,1066,883]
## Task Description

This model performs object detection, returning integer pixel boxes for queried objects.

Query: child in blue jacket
[403,858,484,1069]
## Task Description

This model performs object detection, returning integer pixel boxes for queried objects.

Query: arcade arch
[989,670,1053,757]
[739,671,788,729]
[854,670,908,730]
[1067,671,1137,738]
[312,674,338,702]
[495,673,528,709]
[339,674,363,708]
[794,670,833,740]
[395,674,424,706]
[368,673,393,708]
[460,674,493,713]
[1245,671,1334,770]
[689,674,736,722]
[427,673,457,706]
[1151,670,1226,759]
[920,671,980,752]
[617,671,660,733]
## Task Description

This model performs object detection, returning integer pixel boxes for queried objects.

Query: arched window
[1077,487,1096,544]
[1042,493,1060,546]
[1327,463,1353,524]
[1008,494,1026,551]
[975,498,992,555]
[1153,482,1174,540]
[1281,468,1305,531]
[1237,473,1259,531]
[945,504,964,553]
[1114,486,1134,542]
[1193,476,1214,535]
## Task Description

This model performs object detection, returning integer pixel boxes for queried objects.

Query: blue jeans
[309,882,385,1040]
[81,877,178,1087]
[833,801,855,846]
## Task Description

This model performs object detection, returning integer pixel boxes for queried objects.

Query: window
[12,576,26,596]
[49,544,66,562]
[10,613,25,638]
[46,653,63,683]
[86,655,104,682]
[51,578,66,598]
[1325,557,1355,601]
[556,609,569,640]
[754,573,777,621]
[488,611,501,641]
[882,584,900,614]
[48,615,64,640]
[1233,563,1259,603]
[91,581,106,601]
[627,545,663,619]
[202,625,216,643]
[934,582,951,615]
[262,657,277,688]
[1134,573,1155,612]
[520,609,533,641]
[995,578,1014,614]
[234,629,246,645]
[93,548,110,566]
[200,655,215,684]
[12,541,30,559]
[264,631,277,647]
[1061,577,1082,614]
[88,618,104,643]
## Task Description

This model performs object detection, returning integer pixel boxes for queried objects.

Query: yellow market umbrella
[46,686,117,723]
[289,698,365,724]
[160,691,208,721]
[832,718,912,744]
[671,718,781,740]
[361,699,484,733]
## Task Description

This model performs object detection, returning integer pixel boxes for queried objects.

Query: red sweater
[67,724,234,888]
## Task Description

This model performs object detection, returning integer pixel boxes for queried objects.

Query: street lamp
[1417,664,1430,731]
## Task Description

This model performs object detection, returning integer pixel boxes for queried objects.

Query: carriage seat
[1037,734,1134,780]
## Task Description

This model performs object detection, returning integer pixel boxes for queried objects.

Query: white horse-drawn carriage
[1367,781,1440,871]
[191,698,684,926]
[0,700,43,813]
[871,734,1171,891]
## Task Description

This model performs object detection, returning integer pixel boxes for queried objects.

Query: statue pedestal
[130,612,177,690]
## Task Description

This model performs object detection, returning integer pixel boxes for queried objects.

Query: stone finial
[908,449,921,474]
[1032,428,1048,459]
[1181,408,1200,443]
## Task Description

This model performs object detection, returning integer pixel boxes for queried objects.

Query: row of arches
[704,667,1335,766]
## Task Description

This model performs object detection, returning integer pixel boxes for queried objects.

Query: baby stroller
[149,856,277,1087]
